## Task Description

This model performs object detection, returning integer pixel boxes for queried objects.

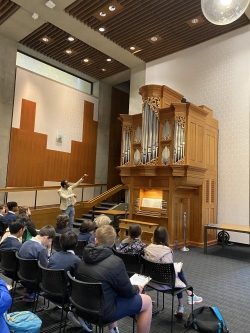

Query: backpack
[4,311,42,333]
[184,306,229,333]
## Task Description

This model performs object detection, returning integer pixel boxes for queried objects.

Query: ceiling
[0,0,250,82]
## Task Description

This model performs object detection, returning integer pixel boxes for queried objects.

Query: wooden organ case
[117,85,218,247]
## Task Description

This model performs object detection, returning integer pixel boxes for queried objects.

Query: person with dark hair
[48,231,92,331]
[0,205,6,236]
[78,220,95,242]
[0,218,25,252]
[0,279,12,333]
[88,214,111,244]
[3,202,18,225]
[144,226,203,317]
[19,206,37,242]
[119,224,146,254]
[76,225,152,333]
[58,174,88,229]
[18,225,56,302]
[0,205,5,217]
[55,214,71,234]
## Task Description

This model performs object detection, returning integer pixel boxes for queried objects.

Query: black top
[55,227,71,234]
[76,243,139,322]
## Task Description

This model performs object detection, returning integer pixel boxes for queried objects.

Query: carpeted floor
[8,243,250,333]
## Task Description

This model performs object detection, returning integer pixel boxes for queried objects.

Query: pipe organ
[118,85,218,247]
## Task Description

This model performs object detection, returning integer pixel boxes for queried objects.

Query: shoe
[187,294,203,305]
[174,305,184,317]
[23,292,38,303]
[67,311,82,327]
[78,317,93,332]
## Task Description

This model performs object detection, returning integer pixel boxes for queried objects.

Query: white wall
[145,26,250,243]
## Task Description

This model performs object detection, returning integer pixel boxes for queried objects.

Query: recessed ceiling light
[65,49,72,54]
[32,13,39,20]
[42,37,49,42]
[106,58,112,62]
[68,36,74,42]
[150,36,158,42]
[191,18,199,24]
[83,58,89,63]
[99,27,105,32]
[45,0,55,9]
[100,11,106,17]
[102,68,106,72]
[130,46,135,50]
[109,5,116,11]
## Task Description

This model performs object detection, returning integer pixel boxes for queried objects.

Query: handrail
[0,183,107,193]
[82,184,128,209]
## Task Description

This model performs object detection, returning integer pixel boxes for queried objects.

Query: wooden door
[172,197,190,246]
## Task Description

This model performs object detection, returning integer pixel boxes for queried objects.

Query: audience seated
[3,202,18,225]
[0,218,25,252]
[0,205,6,236]
[0,205,5,218]
[18,225,56,302]
[19,206,37,242]
[144,226,203,317]
[76,225,152,333]
[48,231,92,331]
[55,214,71,235]
[0,280,12,333]
[78,220,95,242]
[119,224,146,255]
[88,214,111,244]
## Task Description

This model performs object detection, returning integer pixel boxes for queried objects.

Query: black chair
[141,256,193,333]
[38,261,68,333]
[52,234,62,252]
[67,272,135,333]
[74,240,87,258]
[15,252,40,312]
[112,248,141,276]
[0,250,19,300]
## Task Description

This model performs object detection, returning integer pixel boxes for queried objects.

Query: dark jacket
[78,232,92,242]
[0,236,22,251]
[2,212,16,224]
[76,243,139,322]
[48,251,80,277]
[22,220,37,242]
[55,227,71,235]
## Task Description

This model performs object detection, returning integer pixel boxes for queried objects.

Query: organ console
[117,85,218,247]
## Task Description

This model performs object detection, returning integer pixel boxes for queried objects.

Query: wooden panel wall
[7,99,97,187]
[107,87,129,202]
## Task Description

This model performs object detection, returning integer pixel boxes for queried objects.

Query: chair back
[52,234,61,252]
[0,250,18,274]
[74,240,87,258]
[38,261,67,297]
[67,271,105,326]
[141,256,175,288]
[15,252,39,284]
[112,248,141,275]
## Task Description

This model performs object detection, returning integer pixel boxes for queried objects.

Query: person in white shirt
[58,175,88,229]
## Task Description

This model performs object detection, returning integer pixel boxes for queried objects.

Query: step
[94,206,109,211]
[79,214,93,220]
[101,202,118,208]
[88,210,105,215]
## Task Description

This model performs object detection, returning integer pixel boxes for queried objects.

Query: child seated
[144,226,203,317]
[78,220,95,242]
[119,224,146,255]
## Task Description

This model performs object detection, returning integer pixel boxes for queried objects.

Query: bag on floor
[4,311,42,333]
[184,306,229,333]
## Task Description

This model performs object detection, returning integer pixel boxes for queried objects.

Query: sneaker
[78,317,93,332]
[67,311,82,327]
[23,292,38,303]
[187,294,203,305]
[174,305,184,317]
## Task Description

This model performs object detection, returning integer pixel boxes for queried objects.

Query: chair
[52,234,62,252]
[67,271,108,333]
[112,248,141,276]
[38,261,68,333]
[74,240,87,258]
[141,256,193,333]
[0,250,19,300]
[15,252,40,312]
[67,272,135,333]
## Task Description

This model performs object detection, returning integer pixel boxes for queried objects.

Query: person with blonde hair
[88,214,111,243]
[76,225,152,333]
